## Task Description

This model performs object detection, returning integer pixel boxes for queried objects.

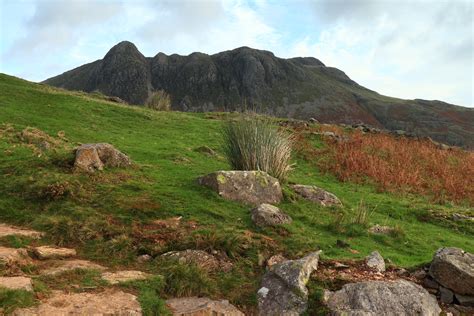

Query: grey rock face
[74,143,132,172]
[44,43,474,149]
[291,184,342,206]
[251,204,292,227]
[325,280,441,316]
[365,251,385,273]
[257,251,321,316]
[198,171,282,205]
[429,247,474,296]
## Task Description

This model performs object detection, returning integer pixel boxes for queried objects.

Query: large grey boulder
[325,280,441,316]
[251,204,292,227]
[429,247,474,296]
[291,184,341,206]
[257,251,321,315]
[74,143,131,172]
[198,171,282,205]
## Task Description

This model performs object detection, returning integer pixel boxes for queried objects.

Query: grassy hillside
[0,73,472,313]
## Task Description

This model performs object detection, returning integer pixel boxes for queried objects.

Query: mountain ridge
[44,41,474,148]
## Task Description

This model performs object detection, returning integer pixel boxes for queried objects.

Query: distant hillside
[44,41,474,148]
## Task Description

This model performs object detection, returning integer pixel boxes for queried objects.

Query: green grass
[0,288,36,314]
[0,73,473,313]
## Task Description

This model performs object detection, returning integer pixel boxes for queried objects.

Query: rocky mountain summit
[44,41,474,148]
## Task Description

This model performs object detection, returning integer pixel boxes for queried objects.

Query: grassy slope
[0,73,473,312]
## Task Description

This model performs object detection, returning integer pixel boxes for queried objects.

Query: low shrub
[320,132,474,205]
[222,113,292,181]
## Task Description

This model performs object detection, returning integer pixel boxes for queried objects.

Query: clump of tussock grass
[146,90,171,111]
[222,113,293,181]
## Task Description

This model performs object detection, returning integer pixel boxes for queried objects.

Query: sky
[1,0,473,107]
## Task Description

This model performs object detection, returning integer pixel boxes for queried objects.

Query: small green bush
[146,90,171,111]
[222,113,292,181]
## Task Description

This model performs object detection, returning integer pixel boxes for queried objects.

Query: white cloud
[283,0,473,106]
[1,0,472,106]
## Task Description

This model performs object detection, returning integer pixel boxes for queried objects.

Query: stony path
[0,224,44,239]
[0,224,147,315]
[0,223,244,316]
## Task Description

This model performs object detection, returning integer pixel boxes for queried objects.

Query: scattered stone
[0,224,44,239]
[455,293,474,306]
[198,170,282,205]
[368,224,396,235]
[308,118,319,124]
[291,184,341,206]
[0,276,33,291]
[33,246,76,260]
[423,277,439,289]
[440,286,454,304]
[137,254,152,263]
[452,213,474,222]
[0,247,30,265]
[324,280,441,316]
[251,204,292,227]
[429,247,474,296]
[365,251,385,273]
[161,250,232,272]
[74,143,131,172]
[257,251,321,315]
[106,96,127,104]
[395,268,409,277]
[40,259,106,276]
[266,254,287,268]
[101,270,149,285]
[334,262,350,269]
[13,290,141,315]
[166,297,244,316]
[194,146,216,156]
[412,269,427,279]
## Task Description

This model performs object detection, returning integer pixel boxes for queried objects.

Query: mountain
[44,41,474,148]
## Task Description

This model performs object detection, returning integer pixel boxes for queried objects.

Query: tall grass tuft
[222,113,293,181]
[146,90,171,111]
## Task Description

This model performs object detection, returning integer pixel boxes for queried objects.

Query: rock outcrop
[0,224,44,239]
[74,143,131,172]
[251,204,292,227]
[101,270,149,285]
[39,259,106,276]
[44,41,474,149]
[324,280,441,315]
[257,251,321,315]
[0,247,31,266]
[198,171,282,205]
[291,184,342,206]
[429,247,474,296]
[166,297,244,316]
[426,247,474,307]
[0,276,33,291]
[33,246,76,260]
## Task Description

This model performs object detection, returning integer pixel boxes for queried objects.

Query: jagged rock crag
[44,41,474,148]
